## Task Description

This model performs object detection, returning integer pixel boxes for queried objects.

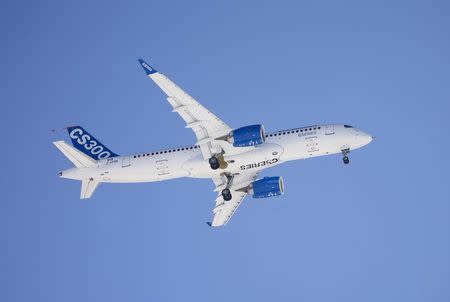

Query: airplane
[54,59,373,227]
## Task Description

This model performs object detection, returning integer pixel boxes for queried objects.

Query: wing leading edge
[138,59,232,159]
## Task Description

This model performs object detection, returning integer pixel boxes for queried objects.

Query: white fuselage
[60,124,372,183]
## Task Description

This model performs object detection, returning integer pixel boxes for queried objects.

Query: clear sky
[2,1,450,301]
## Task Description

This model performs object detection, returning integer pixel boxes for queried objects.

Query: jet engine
[228,124,265,147]
[250,176,284,198]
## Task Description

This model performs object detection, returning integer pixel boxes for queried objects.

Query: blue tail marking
[138,59,158,75]
[66,126,119,160]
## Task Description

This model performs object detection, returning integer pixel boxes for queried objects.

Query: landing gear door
[325,125,335,135]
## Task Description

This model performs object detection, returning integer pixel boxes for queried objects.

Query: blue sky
[2,1,450,301]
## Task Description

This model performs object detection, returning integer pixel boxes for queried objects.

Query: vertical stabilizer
[66,126,118,160]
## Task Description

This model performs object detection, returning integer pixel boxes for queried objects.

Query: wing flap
[211,191,247,226]
[138,59,232,159]
[209,173,259,227]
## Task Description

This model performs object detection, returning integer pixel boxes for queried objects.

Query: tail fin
[66,126,119,161]
[53,141,96,168]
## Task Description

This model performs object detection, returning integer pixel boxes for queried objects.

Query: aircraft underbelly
[99,158,190,183]
[184,143,284,177]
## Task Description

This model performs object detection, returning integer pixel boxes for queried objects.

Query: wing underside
[210,173,259,227]
[139,59,232,159]
[138,59,260,226]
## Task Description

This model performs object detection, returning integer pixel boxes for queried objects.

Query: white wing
[209,172,259,227]
[139,59,233,159]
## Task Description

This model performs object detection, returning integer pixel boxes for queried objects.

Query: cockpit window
[344,125,353,128]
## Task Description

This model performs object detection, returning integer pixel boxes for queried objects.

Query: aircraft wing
[139,59,233,159]
[209,172,259,227]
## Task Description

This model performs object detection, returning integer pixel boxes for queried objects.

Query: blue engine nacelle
[251,177,285,198]
[230,124,265,147]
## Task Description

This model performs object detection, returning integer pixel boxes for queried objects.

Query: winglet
[138,59,157,75]
[206,222,212,227]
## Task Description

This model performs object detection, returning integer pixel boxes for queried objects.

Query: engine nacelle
[229,124,265,147]
[250,176,284,198]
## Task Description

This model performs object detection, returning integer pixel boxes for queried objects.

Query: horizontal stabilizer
[53,141,96,168]
[81,178,100,199]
